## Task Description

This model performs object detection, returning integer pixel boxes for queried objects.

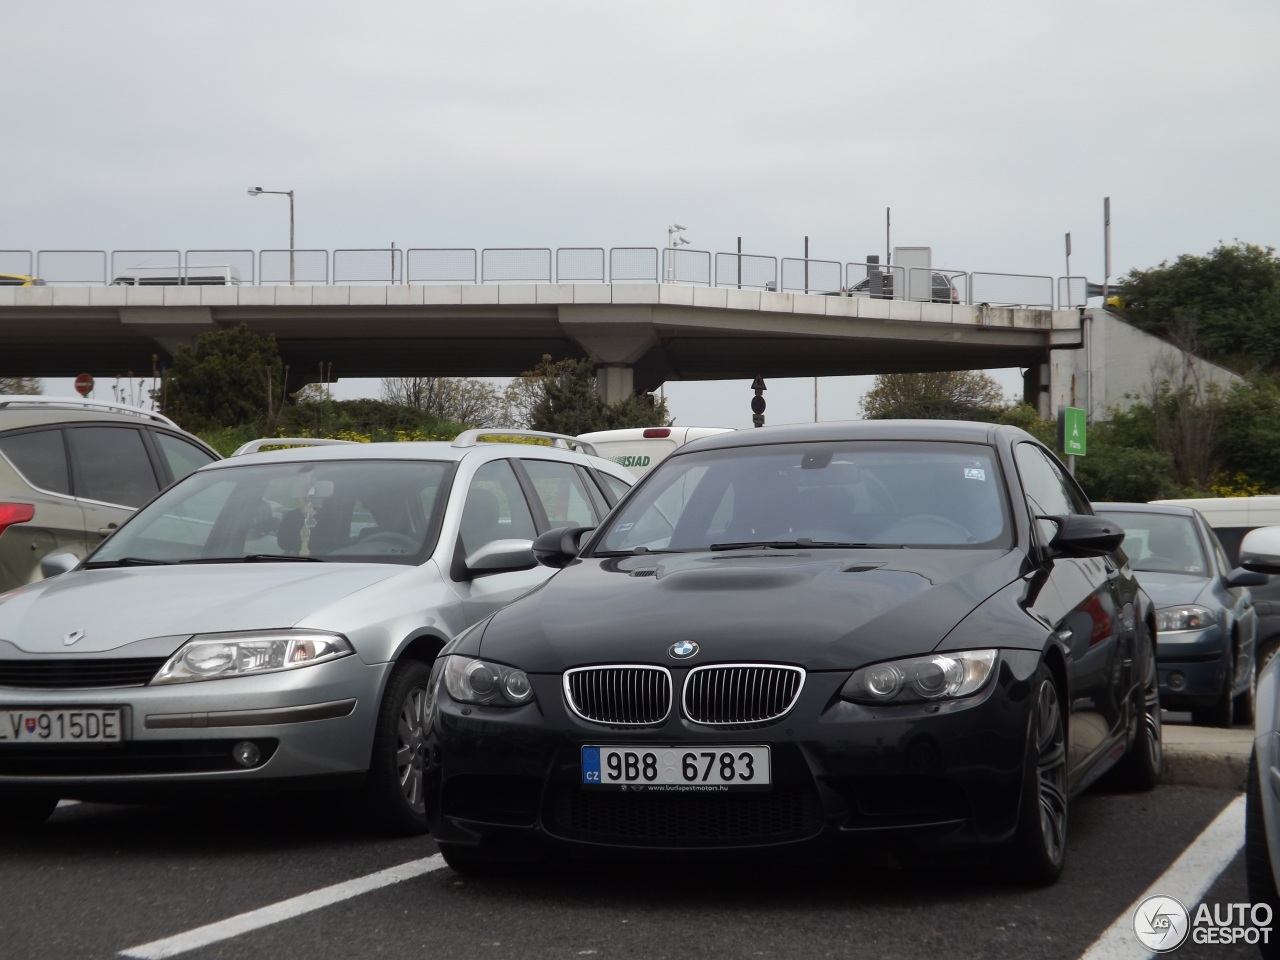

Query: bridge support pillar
[595,364,634,404]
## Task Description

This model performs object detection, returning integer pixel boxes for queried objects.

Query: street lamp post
[666,223,689,282]
[248,187,295,284]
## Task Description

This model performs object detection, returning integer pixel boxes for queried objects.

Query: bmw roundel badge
[669,640,699,660]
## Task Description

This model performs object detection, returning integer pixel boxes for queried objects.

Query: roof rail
[231,437,362,456]
[451,429,598,457]
[0,395,180,428]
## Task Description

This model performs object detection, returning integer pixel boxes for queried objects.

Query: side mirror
[40,552,80,578]
[1045,514,1125,558]
[462,539,536,577]
[1227,567,1269,588]
[1240,526,1280,575]
[532,525,595,569]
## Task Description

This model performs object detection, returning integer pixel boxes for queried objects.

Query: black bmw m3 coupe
[424,420,1162,885]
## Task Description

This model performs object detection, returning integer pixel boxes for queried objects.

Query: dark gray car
[1093,502,1265,727]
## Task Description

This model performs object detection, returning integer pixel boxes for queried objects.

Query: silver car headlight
[442,655,534,707]
[840,649,997,705]
[1156,605,1218,633]
[151,630,353,684]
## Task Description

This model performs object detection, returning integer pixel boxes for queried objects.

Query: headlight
[151,630,353,684]
[1156,605,1218,633]
[442,655,535,707]
[840,649,997,705]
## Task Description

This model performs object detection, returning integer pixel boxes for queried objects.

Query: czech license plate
[0,708,124,744]
[581,745,770,791]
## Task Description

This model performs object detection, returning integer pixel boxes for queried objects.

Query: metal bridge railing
[7,246,1097,309]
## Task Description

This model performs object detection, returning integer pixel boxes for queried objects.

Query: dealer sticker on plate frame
[581,745,770,792]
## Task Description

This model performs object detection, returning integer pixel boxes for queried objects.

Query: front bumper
[1156,626,1229,709]
[425,649,1042,864]
[0,654,390,799]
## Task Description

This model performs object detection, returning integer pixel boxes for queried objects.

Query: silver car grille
[563,665,672,725]
[682,664,805,725]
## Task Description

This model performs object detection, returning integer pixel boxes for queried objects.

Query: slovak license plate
[581,745,770,791]
[0,708,124,744]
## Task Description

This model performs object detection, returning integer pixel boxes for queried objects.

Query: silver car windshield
[594,440,1012,553]
[90,459,451,565]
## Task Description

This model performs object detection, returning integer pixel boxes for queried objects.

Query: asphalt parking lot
[0,715,1261,960]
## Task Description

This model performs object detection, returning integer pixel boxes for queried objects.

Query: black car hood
[477,548,1027,671]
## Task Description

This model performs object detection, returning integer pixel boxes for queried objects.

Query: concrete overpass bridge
[0,281,1083,414]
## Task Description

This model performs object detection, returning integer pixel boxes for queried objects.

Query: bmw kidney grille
[563,663,804,726]
[683,664,805,725]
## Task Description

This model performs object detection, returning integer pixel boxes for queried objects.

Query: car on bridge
[0,274,45,286]
[846,271,960,303]
[425,419,1162,883]
[0,431,633,835]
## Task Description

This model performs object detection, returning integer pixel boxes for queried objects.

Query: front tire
[1192,649,1236,728]
[1235,648,1258,726]
[346,659,432,836]
[1007,665,1068,886]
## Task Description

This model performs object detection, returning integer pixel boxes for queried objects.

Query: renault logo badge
[63,629,85,647]
[669,641,698,659]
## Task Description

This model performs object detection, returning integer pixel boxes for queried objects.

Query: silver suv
[0,431,632,834]
[0,397,220,593]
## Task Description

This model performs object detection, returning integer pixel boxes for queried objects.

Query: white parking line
[1078,794,1246,960]
[119,854,447,959]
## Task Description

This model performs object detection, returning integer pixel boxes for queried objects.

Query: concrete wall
[1047,308,1241,420]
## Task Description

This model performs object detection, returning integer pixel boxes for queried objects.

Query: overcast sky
[6,0,1277,428]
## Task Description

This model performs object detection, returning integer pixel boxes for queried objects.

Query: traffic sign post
[750,377,766,428]
[74,373,94,397]
[1058,405,1087,474]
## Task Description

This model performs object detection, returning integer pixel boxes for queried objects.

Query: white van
[111,264,242,286]
[576,426,734,478]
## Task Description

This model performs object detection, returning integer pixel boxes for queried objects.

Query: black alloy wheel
[345,658,432,836]
[1009,666,1068,885]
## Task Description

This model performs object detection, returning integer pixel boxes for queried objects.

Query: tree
[162,324,287,433]
[0,377,40,395]
[1118,242,1280,371]
[380,377,506,427]
[514,356,673,435]
[860,371,1007,421]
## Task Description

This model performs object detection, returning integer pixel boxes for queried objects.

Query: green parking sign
[1059,406,1087,456]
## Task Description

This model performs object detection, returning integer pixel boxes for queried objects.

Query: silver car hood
[0,563,410,654]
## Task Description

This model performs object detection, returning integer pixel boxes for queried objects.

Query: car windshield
[1098,511,1208,576]
[88,459,452,566]
[592,440,1012,554]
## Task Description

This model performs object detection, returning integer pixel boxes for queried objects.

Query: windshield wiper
[238,554,328,562]
[709,538,870,551]
[83,557,176,568]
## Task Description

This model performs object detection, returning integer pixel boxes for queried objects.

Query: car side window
[0,428,71,495]
[458,460,537,557]
[68,426,161,507]
[598,471,631,505]
[153,430,217,482]
[520,458,598,528]
[1013,442,1088,544]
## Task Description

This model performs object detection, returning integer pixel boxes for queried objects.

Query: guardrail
[0,246,1094,309]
